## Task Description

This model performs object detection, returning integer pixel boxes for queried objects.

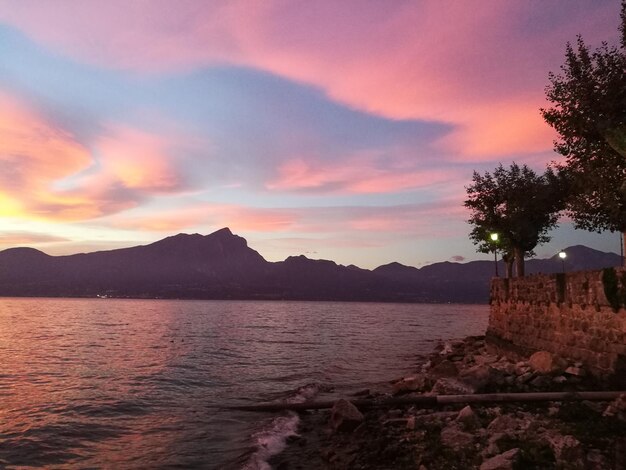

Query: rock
[586,448,609,470]
[514,361,530,375]
[460,364,496,392]
[451,339,465,349]
[529,351,555,374]
[429,359,459,378]
[528,352,567,374]
[457,405,481,430]
[516,372,534,384]
[440,422,474,450]
[440,342,454,356]
[487,414,520,434]
[330,399,364,433]
[552,375,567,384]
[475,354,499,366]
[480,448,520,470]
[493,361,516,375]
[482,440,501,458]
[564,366,586,377]
[352,388,370,397]
[548,434,585,469]
[406,415,416,430]
[582,400,604,413]
[603,393,626,421]
[414,411,458,425]
[529,375,552,389]
[320,447,336,461]
[392,375,429,395]
[383,418,409,426]
[430,377,476,395]
[463,353,475,364]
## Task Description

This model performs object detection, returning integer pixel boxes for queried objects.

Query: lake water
[0,298,488,469]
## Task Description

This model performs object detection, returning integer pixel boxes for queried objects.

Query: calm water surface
[0,298,488,469]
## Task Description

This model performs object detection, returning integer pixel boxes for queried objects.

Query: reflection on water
[0,298,488,468]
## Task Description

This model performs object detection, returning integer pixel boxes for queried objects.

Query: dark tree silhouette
[465,163,567,277]
[542,1,626,253]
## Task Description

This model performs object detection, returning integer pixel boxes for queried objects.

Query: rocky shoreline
[268,336,626,469]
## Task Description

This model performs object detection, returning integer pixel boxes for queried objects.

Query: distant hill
[0,228,621,303]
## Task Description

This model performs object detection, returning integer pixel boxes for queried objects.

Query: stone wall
[487,268,626,377]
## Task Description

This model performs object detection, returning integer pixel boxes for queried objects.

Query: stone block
[330,399,364,433]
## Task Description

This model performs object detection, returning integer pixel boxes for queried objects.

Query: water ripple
[0,298,488,469]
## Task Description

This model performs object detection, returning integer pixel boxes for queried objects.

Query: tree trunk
[501,253,514,278]
[513,246,525,277]
[506,259,514,278]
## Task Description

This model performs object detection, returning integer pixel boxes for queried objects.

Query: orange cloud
[94,125,188,193]
[0,93,93,218]
[0,94,90,185]
[0,93,197,222]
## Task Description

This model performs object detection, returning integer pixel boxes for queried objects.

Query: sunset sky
[0,0,621,268]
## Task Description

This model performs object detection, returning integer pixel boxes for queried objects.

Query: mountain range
[0,227,621,303]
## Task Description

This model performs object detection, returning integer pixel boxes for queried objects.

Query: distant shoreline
[0,295,486,305]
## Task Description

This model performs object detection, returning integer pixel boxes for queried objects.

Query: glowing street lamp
[490,233,499,277]
[558,250,567,273]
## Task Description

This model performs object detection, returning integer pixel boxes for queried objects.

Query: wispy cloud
[0,231,68,245]
[0,1,617,266]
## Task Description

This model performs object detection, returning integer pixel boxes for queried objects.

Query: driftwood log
[226,391,625,412]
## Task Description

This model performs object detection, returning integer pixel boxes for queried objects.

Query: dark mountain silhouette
[0,228,621,303]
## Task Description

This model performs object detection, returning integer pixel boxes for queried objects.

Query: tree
[465,163,567,277]
[541,1,626,251]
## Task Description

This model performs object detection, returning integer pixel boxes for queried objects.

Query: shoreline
[268,336,626,469]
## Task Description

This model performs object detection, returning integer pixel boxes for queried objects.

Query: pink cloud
[110,203,300,233]
[0,1,616,161]
[436,98,558,159]
[267,153,462,194]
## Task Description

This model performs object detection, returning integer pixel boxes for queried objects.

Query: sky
[0,0,622,269]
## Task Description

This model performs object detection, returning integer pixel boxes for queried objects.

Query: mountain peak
[210,227,233,236]
[0,247,50,259]
[550,245,608,258]
[373,261,417,274]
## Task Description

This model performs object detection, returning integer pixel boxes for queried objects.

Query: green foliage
[541,1,626,234]
[464,163,567,275]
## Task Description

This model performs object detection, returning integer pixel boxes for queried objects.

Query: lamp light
[490,233,499,277]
